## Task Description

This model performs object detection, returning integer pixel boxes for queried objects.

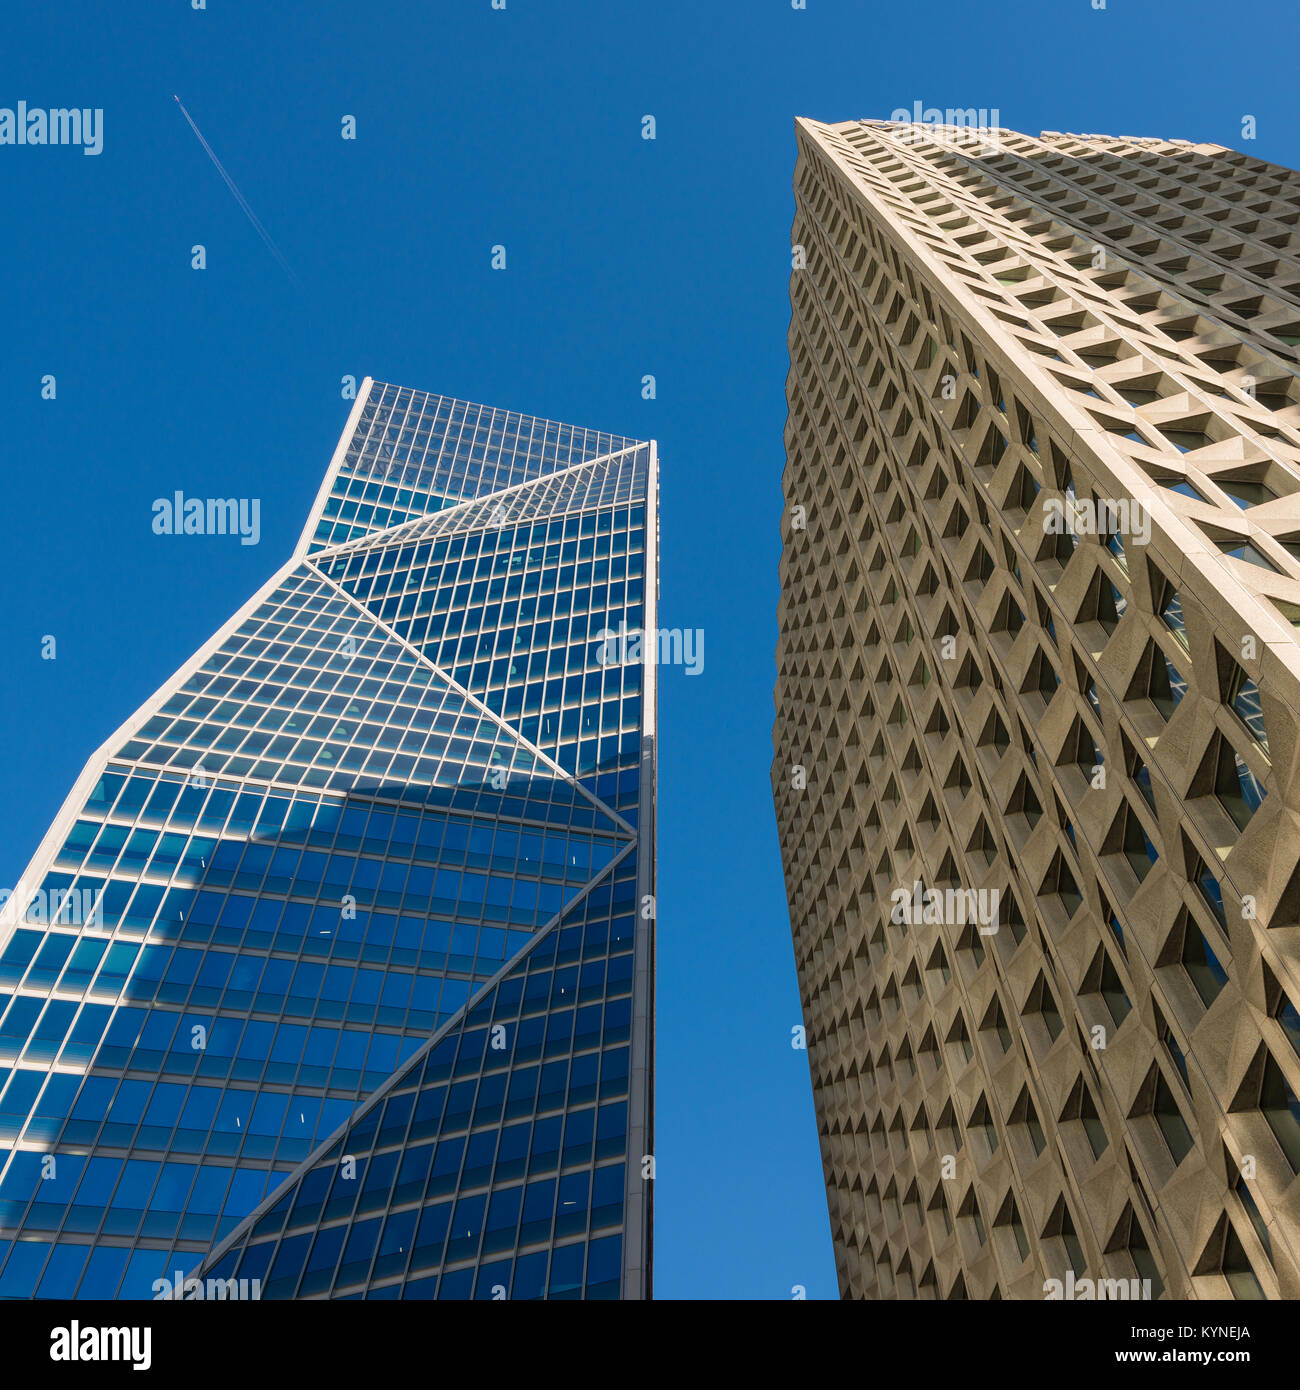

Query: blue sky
[0,0,1296,1299]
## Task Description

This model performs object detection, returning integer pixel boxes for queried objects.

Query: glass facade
[0,380,656,1299]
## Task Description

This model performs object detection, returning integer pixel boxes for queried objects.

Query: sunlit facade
[775,120,1300,1299]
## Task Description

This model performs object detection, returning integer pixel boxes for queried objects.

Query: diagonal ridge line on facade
[186,837,638,1286]
[304,558,636,837]
[309,442,647,563]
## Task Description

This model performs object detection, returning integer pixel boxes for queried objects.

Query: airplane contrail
[173,95,300,287]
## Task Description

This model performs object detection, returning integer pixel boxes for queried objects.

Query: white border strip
[294,377,375,560]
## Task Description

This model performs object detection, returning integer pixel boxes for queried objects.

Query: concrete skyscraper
[774,119,1300,1300]
[0,379,656,1300]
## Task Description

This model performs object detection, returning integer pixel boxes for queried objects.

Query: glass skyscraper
[0,379,656,1300]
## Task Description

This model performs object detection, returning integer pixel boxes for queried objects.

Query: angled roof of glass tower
[0,378,656,1301]
[300,381,644,555]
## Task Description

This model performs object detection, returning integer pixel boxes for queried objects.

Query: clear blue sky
[1,0,1296,1300]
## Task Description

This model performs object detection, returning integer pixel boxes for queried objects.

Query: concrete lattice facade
[773,118,1300,1300]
